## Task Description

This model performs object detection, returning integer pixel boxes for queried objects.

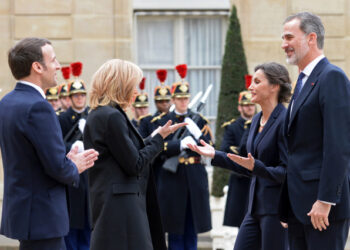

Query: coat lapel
[288,58,329,131]
[254,103,283,155]
[246,113,259,155]
[115,104,145,146]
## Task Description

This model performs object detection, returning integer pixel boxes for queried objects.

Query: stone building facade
[0,1,350,245]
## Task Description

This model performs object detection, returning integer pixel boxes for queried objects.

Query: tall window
[135,13,228,119]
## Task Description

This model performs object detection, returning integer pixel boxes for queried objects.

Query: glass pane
[187,68,221,118]
[137,18,174,65]
[184,18,222,66]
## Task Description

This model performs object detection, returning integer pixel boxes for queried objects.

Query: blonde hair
[89,59,143,110]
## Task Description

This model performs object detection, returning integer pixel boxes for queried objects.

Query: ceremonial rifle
[163,84,213,173]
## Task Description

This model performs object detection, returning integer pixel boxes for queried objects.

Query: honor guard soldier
[158,64,213,250]
[139,69,172,184]
[139,69,172,138]
[57,66,72,114]
[58,62,91,250]
[131,77,151,130]
[45,86,61,112]
[220,76,256,228]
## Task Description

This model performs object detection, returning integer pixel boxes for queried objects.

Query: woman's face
[249,69,278,105]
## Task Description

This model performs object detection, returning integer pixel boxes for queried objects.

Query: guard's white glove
[180,136,196,150]
[78,118,86,134]
[184,117,202,140]
[71,140,84,153]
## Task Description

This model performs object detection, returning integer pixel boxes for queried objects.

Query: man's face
[239,104,256,119]
[59,96,71,110]
[134,107,149,119]
[155,100,171,113]
[281,19,310,66]
[173,97,189,114]
[40,44,61,89]
[70,93,86,110]
[48,99,61,111]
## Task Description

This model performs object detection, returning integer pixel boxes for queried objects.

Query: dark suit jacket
[0,83,79,240]
[83,103,166,250]
[212,103,287,216]
[281,58,350,224]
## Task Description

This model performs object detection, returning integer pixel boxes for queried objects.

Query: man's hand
[280,222,288,228]
[187,139,215,158]
[67,146,99,174]
[227,153,255,171]
[307,200,331,231]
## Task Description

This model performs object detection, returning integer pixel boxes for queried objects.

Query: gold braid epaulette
[151,112,166,123]
[199,114,210,124]
[221,118,236,128]
[139,113,152,121]
[244,119,252,129]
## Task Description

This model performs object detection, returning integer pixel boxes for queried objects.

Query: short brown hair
[254,62,292,103]
[8,37,51,80]
[89,59,143,110]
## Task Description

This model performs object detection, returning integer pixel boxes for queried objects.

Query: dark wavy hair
[8,37,51,80]
[254,62,292,103]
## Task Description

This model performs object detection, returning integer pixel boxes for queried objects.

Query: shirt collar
[174,110,187,116]
[302,54,325,77]
[19,81,46,99]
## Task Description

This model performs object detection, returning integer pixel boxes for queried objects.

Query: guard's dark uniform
[220,117,251,227]
[158,110,213,235]
[58,66,91,250]
[139,69,172,184]
[157,67,214,247]
[139,111,161,138]
[132,79,150,132]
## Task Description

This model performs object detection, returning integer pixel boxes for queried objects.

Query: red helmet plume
[139,77,146,91]
[175,64,187,79]
[244,74,252,89]
[156,69,167,83]
[71,62,83,77]
[61,66,71,80]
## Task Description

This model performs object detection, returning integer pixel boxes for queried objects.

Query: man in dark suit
[281,12,350,250]
[0,37,98,250]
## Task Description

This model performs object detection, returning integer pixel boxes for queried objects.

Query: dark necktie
[177,115,185,122]
[292,72,305,102]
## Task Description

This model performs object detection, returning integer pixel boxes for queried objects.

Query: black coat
[158,110,212,234]
[58,107,90,229]
[220,116,250,227]
[83,103,167,250]
[139,111,168,185]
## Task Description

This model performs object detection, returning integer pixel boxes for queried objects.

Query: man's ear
[308,32,317,47]
[32,62,43,74]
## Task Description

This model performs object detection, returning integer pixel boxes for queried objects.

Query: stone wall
[232,0,350,81]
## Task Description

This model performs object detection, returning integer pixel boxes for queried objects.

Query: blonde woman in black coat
[83,59,185,250]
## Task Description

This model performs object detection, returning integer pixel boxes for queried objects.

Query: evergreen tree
[211,5,248,197]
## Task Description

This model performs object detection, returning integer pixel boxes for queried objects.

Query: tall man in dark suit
[281,12,350,250]
[0,37,99,250]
